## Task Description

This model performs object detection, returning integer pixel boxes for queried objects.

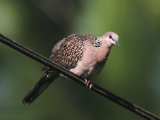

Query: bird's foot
[84,79,93,89]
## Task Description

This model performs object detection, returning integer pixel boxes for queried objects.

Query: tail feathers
[23,70,59,104]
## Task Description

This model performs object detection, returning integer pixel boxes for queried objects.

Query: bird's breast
[95,46,110,63]
[70,41,111,78]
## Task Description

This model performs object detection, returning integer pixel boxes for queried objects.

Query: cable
[0,33,159,120]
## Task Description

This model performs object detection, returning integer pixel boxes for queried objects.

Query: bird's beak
[113,41,119,47]
[115,38,119,47]
[116,42,120,47]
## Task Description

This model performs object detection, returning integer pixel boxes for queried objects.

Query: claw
[84,79,93,89]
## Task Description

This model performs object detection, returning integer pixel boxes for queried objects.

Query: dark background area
[0,0,160,120]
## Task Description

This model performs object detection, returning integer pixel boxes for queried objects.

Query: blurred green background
[0,0,160,120]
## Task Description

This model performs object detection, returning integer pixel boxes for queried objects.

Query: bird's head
[103,32,119,46]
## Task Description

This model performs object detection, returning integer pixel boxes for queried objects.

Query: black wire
[0,33,159,120]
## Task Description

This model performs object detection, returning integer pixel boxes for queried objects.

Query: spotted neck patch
[94,37,102,47]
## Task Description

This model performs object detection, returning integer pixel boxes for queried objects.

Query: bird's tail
[23,69,59,104]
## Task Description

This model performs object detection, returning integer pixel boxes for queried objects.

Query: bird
[22,32,119,104]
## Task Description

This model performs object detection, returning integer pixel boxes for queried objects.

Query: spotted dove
[23,32,119,104]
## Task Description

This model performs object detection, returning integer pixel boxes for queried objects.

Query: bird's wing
[50,34,96,70]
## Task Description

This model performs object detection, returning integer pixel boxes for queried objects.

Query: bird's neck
[95,40,112,62]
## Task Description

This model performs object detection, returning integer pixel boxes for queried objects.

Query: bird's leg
[84,79,93,89]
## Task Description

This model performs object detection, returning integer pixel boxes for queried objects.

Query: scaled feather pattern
[23,32,119,104]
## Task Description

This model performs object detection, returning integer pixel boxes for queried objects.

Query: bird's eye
[109,35,112,39]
